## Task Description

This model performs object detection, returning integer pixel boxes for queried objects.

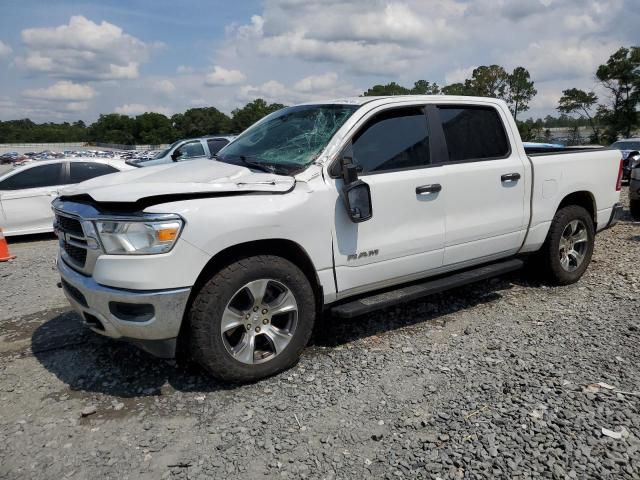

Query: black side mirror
[171,150,182,162]
[343,180,372,222]
[340,148,372,222]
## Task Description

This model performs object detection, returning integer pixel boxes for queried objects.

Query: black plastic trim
[331,258,524,318]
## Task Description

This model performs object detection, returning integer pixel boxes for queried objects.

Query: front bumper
[58,256,191,358]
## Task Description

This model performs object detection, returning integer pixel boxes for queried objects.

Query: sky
[0,0,638,123]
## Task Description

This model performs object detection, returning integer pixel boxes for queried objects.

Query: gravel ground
[0,189,638,479]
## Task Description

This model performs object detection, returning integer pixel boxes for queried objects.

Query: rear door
[433,104,527,266]
[0,162,65,235]
[331,105,446,295]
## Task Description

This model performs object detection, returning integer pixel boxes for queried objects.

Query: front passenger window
[350,107,430,174]
[0,163,64,190]
[177,141,206,159]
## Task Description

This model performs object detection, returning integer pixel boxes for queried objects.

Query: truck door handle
[501,173,521,182]
[415,184,442,195]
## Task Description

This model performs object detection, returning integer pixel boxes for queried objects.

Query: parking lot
[0,189,638,479]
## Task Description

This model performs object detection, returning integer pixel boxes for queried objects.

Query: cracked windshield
[217,104,358,172]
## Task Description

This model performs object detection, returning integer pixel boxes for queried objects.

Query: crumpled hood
[59,159,295,202]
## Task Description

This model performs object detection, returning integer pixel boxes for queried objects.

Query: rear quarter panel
[521,149,621,252]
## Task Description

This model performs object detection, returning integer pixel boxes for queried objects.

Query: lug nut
[246,324,252,330]
[262,309,268,314]
[262,318,269,325]
[253,306,259,312]
[255,326,261,333]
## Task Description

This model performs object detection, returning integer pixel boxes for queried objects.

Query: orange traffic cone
[0,228,16,262]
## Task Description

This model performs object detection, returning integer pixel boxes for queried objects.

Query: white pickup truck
[52,96,624,382]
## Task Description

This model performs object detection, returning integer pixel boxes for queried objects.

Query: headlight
[95,219,183,255]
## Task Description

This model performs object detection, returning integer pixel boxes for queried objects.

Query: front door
[0,162,65,235]
[331,106,446,296]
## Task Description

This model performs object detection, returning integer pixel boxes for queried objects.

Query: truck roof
[298,95,505,107]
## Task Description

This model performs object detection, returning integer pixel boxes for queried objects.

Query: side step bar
[330,258,524,319]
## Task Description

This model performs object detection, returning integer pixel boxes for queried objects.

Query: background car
[0,158,133,236]
[129,135,236,167]
[610,138,640,180]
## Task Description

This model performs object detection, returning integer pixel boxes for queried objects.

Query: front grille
[56,215,83,236]
[56,211,90,271]
[63,241,87,266]
[61,279,88,307]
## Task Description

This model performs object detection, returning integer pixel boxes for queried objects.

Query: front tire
[537,205,595,285]
[188,255,316,383]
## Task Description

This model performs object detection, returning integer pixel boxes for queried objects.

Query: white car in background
[0,158,133,236]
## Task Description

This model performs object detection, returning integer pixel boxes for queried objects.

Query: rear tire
[188,255,316,383]
[631,199,640,220]
[536,205,595,285]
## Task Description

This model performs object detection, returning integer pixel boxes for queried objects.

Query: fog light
[109,302,155,322]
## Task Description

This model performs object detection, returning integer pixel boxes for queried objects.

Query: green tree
[363,80,440,96]
[133,112,177,144]
[557,88,600,143]
[505,67,537,121]
[517,117,544,141]
[87,114,136,145]
[567,125,582,146]
[230,99,285,133]
[441,82,471,95]
[171,107,231,138]
[595,46,640,142]
[465,65,510,97]
[410,80,440,95]
[363,82,411,96]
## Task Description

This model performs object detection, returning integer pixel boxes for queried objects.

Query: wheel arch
[177,238,324,357]
[556,190,597,225]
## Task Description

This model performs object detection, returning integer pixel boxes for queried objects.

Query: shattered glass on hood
[219,104,358,168]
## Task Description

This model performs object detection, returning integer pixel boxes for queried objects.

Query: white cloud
[114,103,172,116]
[0,40,12,58]
[22,81,96,102]
[238,80,289,102]
[221,1,463,75]
[177,65,195,74]
[153,79,176,94]
[444,66,476,85]
[293,72,339,92]
[507,39,619,82]
[238,73,359,105]
[18,81,96,114]
[18,15,159,80]
[205,65,247,86]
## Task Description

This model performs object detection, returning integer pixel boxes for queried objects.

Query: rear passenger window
[438,106,509,162]
[69,162,118,183]
[350,107,430,174]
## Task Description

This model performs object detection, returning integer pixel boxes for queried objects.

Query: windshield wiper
[212,153,291,175]
[238,156,291,175]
